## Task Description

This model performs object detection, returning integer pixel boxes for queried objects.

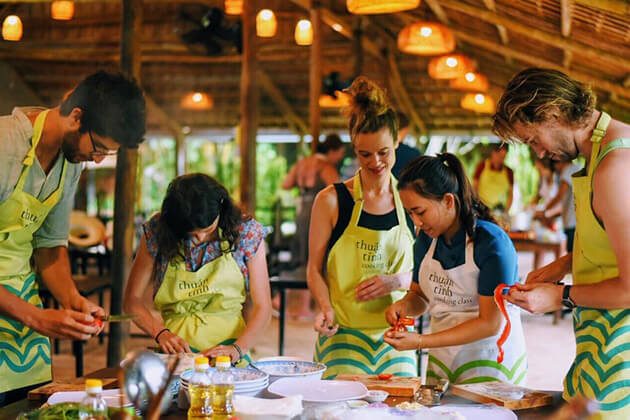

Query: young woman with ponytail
[123,173,271,365]
[384,153,527,385]
[308,77,417,378]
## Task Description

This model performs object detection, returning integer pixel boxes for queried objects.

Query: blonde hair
[493,68,596,142]
[343,76,398,144]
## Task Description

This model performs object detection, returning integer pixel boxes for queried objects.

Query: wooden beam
[438,0,630,72]
[239,0,258,214]
[310,1,322,154]
[561,0,572,37]
[623,74,630,88]
[424,0,450,25]
[563,50,573,69]
[107,0,141,368]
[452,29,630,98]
[481,0,511,64]
[432,117,492,126]
[386,50,426,134]
[574,0,629,15]
[257,69,308,135]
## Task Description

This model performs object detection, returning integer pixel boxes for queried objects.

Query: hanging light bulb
[461,93,495,114]
[224,0,243,15]
[319,91,351,108]
[428,54,474,80]
[398,22,455,56]
[256,9,277,38]
[51,1,75,21]
[295,19,313,46]
[2,15,22,41]
[181,92,213,110]
[450,72,489,92]
[347,0,420,14]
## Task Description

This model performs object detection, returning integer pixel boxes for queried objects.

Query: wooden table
[269,269,308,355]
[0,367,564,419]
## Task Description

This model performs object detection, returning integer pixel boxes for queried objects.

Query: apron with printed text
[314,171,417,378]
[0,110,68,393]
[419,237,527,385]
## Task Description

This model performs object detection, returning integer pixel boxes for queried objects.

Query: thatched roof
[1,0,628,134]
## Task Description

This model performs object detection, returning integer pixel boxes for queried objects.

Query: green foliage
[137,138,176,215]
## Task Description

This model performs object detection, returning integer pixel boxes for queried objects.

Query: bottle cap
[216,355,231,366]
[195,356,210,366]
[85,379,103,392]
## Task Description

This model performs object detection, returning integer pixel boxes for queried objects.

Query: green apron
[477,160,511,210]
[565,111,630,419]
[314,171,417,378]
[0,110,68,393]
[153,241,251,365]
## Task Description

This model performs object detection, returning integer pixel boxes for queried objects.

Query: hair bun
[345,76,390,118]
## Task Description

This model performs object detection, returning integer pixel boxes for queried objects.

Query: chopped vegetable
[377,373,393,380]
[20,402,81,419]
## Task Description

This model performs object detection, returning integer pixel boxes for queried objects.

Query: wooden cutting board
[336,374,421,397]
[451,382,554,410]
[28,378,118,400]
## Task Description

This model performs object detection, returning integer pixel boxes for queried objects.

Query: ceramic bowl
[253,360,326,384]
[364,390,389,403]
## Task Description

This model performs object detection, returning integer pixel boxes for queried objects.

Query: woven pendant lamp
[398,22,455,55]
[428,54,474,80]
[461,93,495,114]
[224,0,243,15]
[347,0,420,14]
[319,91,351,108]
[450,72,489,92]
[51,1,74,20]
[2,15,22,41]
[181,92,213,110]
[256,9,277,38]
[295,19,313,46]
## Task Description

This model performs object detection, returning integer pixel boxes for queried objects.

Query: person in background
[493,67,630,418]
[531,157,562,232]
[124,174,271,365]
[473,143,514,213]
[536,159,580,252]
[391,111,421,179]
[281,134,345,320]
[308,76,417,378]
[0,71,145,405]
[384,154,527,385]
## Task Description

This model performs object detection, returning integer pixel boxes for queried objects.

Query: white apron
[419,236,527,384]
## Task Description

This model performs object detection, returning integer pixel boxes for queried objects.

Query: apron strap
[587,111,611,179]
[15,110,49,192]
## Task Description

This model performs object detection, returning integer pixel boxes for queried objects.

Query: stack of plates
[179,367,269,397]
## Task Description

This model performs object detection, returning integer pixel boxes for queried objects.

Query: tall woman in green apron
[493,68,630,419]
[384,154,527,385]
[308,77,417,379]
[124,174,272,364]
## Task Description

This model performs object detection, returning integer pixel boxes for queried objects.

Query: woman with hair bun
[308,77,417,378]
[384,153,527,385]
[123,173,271,365]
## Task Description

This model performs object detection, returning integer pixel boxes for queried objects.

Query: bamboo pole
[239,0,258,214]
[309,1,322,154]
[108,0,142,366]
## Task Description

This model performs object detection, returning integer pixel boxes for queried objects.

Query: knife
[98,314,136,322]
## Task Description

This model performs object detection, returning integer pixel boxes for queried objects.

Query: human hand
[68,294,106,335]
[203,345,241,364]
[385,299,408,326]
[28,307,100,340]
[156,330,192,354]
[526,260,569,284]
[383,330,421,351]
[356,275,398,301]
[505,283,563,314]
[314,308,338,337]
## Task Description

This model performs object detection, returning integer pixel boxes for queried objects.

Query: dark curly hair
[398,153,496,238]
[152,173,249,281]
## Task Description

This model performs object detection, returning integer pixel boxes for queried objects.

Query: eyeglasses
[88,130,119,157]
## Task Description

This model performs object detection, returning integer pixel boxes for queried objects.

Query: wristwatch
[562,285,576,310]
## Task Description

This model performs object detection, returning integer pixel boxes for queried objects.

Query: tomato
[399,317,415,326]
[377,373,393,380]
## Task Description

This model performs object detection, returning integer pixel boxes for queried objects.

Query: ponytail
[398,153,496,238]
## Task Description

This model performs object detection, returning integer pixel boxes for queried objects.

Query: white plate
[47,389,130,408]
[431,404,517,420]
[268,378,368,403]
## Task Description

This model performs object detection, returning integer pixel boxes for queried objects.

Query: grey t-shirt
[0,107,83,248]
[560,163,580,229]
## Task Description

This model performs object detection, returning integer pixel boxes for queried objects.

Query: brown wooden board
[451,382,554,410]
[27,378,118,400]
[336,374,421,397]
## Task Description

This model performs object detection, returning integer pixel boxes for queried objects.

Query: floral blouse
[143,214,268,292]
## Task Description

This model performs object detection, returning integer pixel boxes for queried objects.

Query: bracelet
[232,343,243,361]
[154,328,170,344]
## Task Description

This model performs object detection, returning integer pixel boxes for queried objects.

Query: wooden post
[107,0,142,367]
[239,0,258,214]
[352,16,363,79]
[175,132,186,176]
[309,1,322,154]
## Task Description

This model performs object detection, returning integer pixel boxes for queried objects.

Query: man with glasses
[0,71,146,405]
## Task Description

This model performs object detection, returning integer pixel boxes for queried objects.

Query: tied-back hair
[343,76,398,143]
[493,68,596,142]
[152,173,248,281]
[398,153,496,238]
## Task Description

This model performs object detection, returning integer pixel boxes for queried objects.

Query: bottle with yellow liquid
[211,355,234,419]
[188,356,213,419]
